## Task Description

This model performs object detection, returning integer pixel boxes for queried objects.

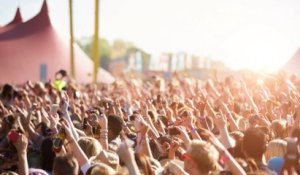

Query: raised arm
[240,80,259,114]
[62,121,89,167]
[98,113,108,150]
[135,121,153,158]
[13,133,29,175]
[60,92,79,141]
[207,130,246,175]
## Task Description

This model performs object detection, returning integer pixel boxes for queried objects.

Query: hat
[156,160,188,175]
[95,150,119,169]
[268,157,285,175]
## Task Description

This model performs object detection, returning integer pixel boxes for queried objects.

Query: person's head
[242,127,267,161]
[36,122,50,137]
[149,139,164,160]
[157,160,187,175]
[41,138,56,172]
[78,137,102,158]
[107,115,123,142]
[33,82,45,96]
[271,120,287,139]
[55,70,68,80]
[1,84,14,101]
[93,150,119,170]
[86,163,116,175]
[0,172,18,175]
[268,157,285,175]
[265,139,287,161]
[53,155,79,175]
[183,140,219,175]
[29,168,49,175]
[2,114,15,131]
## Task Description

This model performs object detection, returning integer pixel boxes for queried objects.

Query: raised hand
[13,134,28,154]
[98,113,108,130]
[60,91,70,112]
[214,112,228,127]
[168,139,181,159]
[61,119,74,141]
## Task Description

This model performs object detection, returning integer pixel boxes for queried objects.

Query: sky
[1,0,300,72]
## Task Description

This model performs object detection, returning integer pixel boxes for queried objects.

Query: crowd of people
[1,70,300,175]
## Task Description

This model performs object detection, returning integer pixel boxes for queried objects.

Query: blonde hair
[86,163,116,175]
[78,137,102,158]
[265,139,287,161]
[271,120,287,139]
[187,140,219,174]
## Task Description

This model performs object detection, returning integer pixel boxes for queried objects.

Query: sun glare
[215,25,291,73]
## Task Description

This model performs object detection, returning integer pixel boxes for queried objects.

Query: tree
[77,37,112,58]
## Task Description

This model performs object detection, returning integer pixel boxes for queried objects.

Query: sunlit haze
[1,0,300,72]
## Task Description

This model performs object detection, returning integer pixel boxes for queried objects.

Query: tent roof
[0,8,23,33]
[0,1,114,84]
[283,48,300,75]
[7,8,23,26]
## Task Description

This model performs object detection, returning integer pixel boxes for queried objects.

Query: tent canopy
[0,1,114,84]
[283,48,300,76]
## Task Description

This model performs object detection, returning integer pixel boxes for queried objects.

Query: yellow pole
[69,0,75,79]
[93,0,100,83]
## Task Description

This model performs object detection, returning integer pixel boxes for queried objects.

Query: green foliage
[77,37,150,71]
[76,37,111,59]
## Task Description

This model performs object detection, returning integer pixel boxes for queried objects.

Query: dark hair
[53,155,79,175]
[1,84,14,100]
[3,115,15,131]
[149,139,164,160]
[56,70,67,77]
[107,115,123,142]
[242,128,267,159]
[41,138,56,172]
[36,122,50,137]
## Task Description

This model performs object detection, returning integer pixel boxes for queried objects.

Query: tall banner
[40,64,47,82]
[135,51,143,72]
[149,54,159,70]
[177,52,186,71]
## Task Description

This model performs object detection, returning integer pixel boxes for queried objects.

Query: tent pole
[69,0,75,79]
[93,0,100,83]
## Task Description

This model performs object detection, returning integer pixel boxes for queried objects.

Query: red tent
[0,8,23,33]
[0,1,114,84]
[283,48,300,76]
